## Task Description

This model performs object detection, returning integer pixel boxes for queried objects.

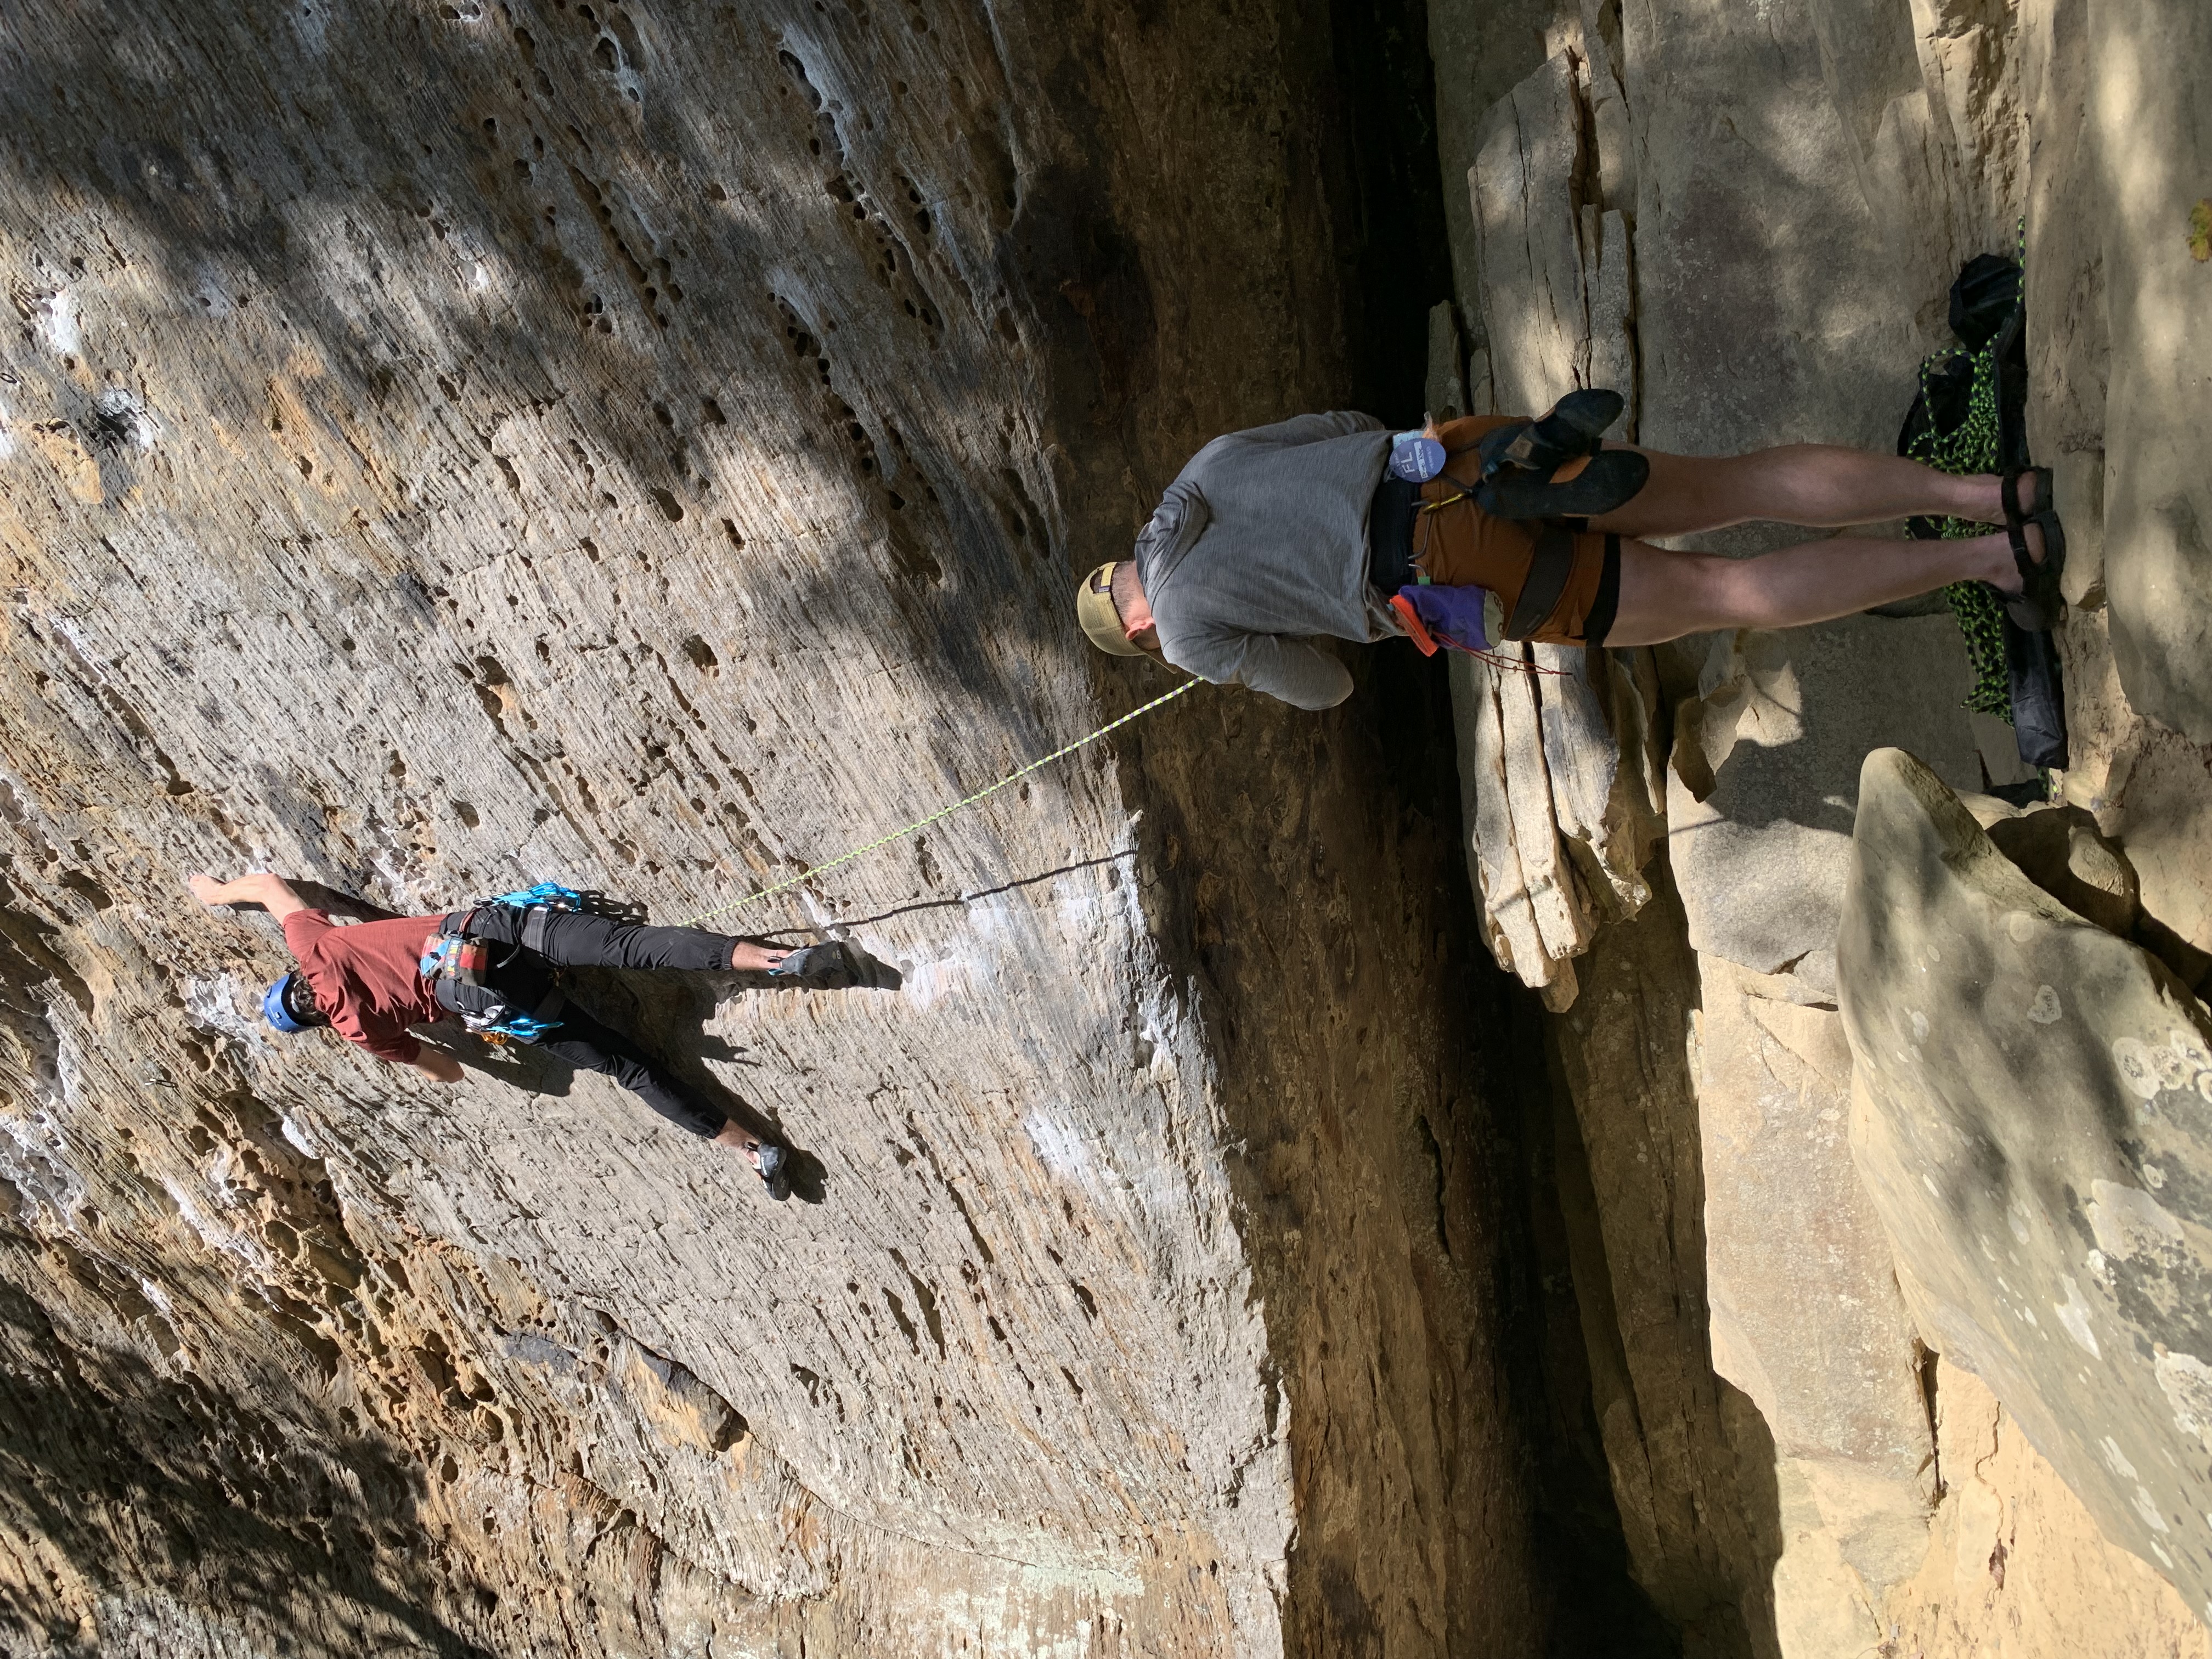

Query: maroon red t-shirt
[281,910,451,1064]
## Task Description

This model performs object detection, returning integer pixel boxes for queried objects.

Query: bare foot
[1988,517,2047,595]
[712,1120,765,1164]
[728,940,789,972]
[711,1120,790,1197]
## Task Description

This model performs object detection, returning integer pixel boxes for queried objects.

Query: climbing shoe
[755,1142,791,1202]
[1474,387,1649,520]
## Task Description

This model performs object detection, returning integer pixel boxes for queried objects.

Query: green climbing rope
[1904,346,2011,718]
[678,677,1201,926]
[1903,221,2027,720]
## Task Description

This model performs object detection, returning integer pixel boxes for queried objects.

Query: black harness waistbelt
[1368,473,1418,594]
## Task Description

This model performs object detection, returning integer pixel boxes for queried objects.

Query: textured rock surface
[1667,620,1985,1001]
[1438,0,2212,1652]
[1448,640,1662,1005]
[1467,49,1633,432]
[1696,958,1933,1637]
[2068,3,2212,742]
[0,3,1553,1654]
[1622,0,1965,460]
[1444,43,1662,1005]
[1884,1363,2212,1658]
[1544,884,1785,1654]
[1843,747,2212,1620]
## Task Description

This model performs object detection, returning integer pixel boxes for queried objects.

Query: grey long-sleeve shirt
[1131,411,1400,710]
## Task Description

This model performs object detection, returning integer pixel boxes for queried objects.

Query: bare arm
[188,872,311,920]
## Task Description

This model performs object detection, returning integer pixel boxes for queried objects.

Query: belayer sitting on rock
[188,871,815,1197]
[1074,399,2062,707]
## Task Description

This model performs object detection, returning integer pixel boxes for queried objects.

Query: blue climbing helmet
[261,972,323,1034]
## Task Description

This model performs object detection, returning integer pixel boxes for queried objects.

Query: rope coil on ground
[678,678,1202,927]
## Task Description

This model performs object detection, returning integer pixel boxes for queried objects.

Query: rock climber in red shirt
[188,871,800,1197]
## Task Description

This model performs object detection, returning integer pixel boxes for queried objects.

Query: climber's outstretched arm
[188,872,311,921]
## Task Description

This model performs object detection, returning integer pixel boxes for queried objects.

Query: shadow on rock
[539,936,902,1207]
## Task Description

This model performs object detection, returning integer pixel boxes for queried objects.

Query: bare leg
[1589,443,2010,540]
[1604,521,2045,648]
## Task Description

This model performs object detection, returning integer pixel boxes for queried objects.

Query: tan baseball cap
[1076,561,1144,657]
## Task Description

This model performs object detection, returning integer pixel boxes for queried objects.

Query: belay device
[417,882,629,1043]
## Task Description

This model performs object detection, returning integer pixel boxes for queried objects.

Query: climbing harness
[678,677,1202,926]
[416,882,611,1043]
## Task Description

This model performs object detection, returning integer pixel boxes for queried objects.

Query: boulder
[1842,746,2212,1618]
[1883,1363,2212,1657]
[1980,804,2144,941]
[1668,620,1986,1000]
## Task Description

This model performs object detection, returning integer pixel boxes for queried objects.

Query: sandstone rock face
[1667,621,1985,1002]
[1884,1362,2212,1658]
[1696,959,1933,1630]
[1842,747,2212,1620]
[0,3,1551,1654]
[1449,640,1664,1006]
[1544,887,1786,1652]
[1622,0,1967,460]
[1440,0,2212,1652]
[1443,44,1664,1008]
[2067,3,2212,742]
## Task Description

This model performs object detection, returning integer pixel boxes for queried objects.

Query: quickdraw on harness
[416,882,608,1043]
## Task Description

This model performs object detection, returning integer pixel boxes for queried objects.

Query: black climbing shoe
[755,1142,791,1202]
[1474,387,1649,520]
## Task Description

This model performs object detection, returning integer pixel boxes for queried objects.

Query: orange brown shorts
[1377,414,1621,646]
